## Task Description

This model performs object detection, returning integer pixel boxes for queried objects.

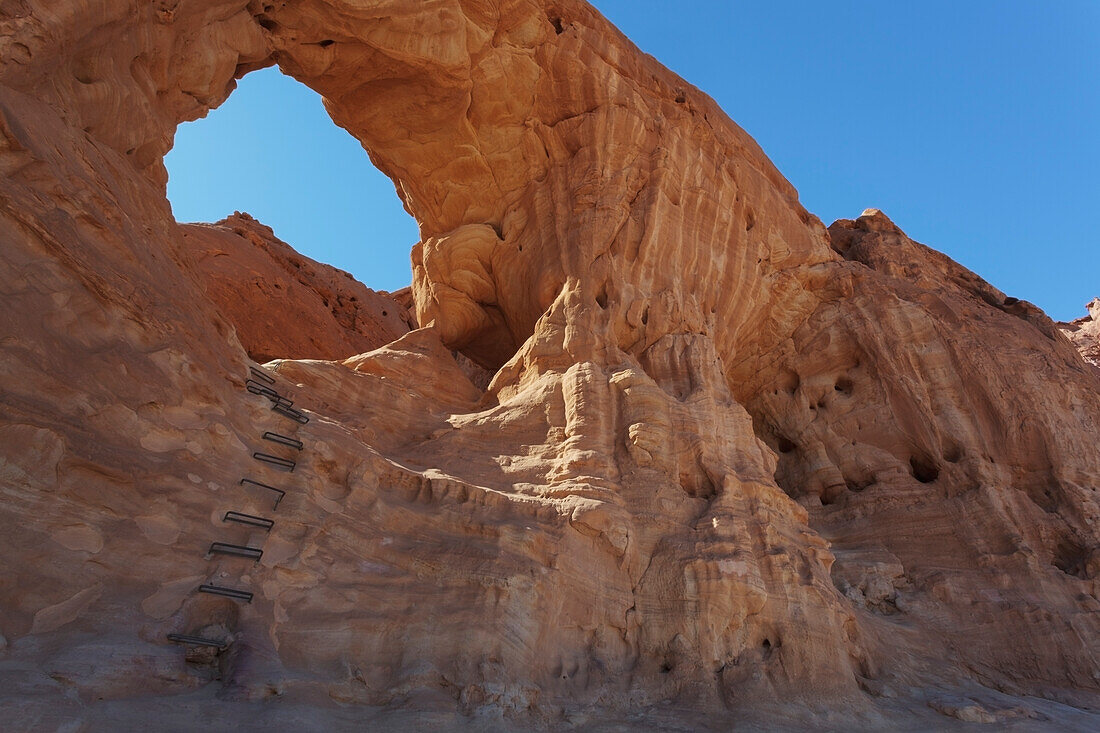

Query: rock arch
[2,0,1100,726]
[8,0,834,371]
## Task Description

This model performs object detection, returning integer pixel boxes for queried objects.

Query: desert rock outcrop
[177,212,414,362]
[1060,298,1100,372]
[1,1,1098,730]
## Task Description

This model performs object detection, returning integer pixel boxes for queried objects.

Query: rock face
[1,1,1098,730]
[1059,298,1100,371]
[177,212,414,363]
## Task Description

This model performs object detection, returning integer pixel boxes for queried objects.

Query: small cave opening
[165,67,421,364]
[775,434,797,454]
[1052,540,1088,579]
[834,376,854,395]
[595,283,610,310]
[909,455,940,484]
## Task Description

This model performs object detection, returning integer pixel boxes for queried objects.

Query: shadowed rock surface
[0,1,1098,730]
[177,212,414,362]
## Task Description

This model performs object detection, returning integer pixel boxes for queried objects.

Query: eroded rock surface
[178,212,414,362]
[1,2,1098,730]
[1059,298,1100,372]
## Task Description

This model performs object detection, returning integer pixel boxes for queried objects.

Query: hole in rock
[775,435,796,454]
[909,456,940,484]
[820,484,846,506]
[834,376,853,395]
[1053,540,1087,579]
[166,67,421,363]
[596,285,610,309]
[549,16,564,34]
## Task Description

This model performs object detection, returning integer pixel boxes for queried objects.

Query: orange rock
[0,1,1098,729]
[1059,298,1100,372]
[177,212,413,363]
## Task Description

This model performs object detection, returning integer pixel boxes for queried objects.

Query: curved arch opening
[165,67,422,363]
[167,67,418,292]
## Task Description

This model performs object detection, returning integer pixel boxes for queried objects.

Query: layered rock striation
[1,1,1098,730]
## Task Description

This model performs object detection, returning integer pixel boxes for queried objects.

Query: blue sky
[166,1,1099,320]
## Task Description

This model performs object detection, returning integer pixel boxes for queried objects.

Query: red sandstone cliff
[1059,298,1100,373]
[177,212,413,363]
[0,2,1098,730]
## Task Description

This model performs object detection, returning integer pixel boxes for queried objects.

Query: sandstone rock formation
[177,212,414,362]
[1059,298,1100,372]
[1,1,1098,730]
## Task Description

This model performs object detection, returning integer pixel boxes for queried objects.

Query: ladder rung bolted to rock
[167,633,227,649]
[262,431,303,451]
[198,584,254,602]
[208,541,263,561]
[246,383,294,408]
[238,478,286,509]
[253,452,295,471]
[272,403,309,424]
[249,366,275,385]
[166,363,293,659]
[246,380,280,398]
[223,510,274,530]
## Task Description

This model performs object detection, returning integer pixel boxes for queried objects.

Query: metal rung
[208,541,263,561]
[223,510,274,530]
[246,379,292,404]
[167,633,227,649]
[249,366,275,385]
[198,584,253,603]
[247,383,294,407]
[272,403,309,424]
[239,478,285,509]
[263,431,303,451]
[253,452,295,472]
[247,382,281,400]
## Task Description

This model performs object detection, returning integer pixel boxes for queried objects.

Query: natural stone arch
[10,0,832,372]
[2,1,1100,725]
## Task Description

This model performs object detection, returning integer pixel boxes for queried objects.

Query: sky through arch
[166,67,420,294]
[166,1,1100,320]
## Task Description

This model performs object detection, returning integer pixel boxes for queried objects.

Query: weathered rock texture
[1060,298,1100,372]
[1,1,1098,730]
[178,212,414,362]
